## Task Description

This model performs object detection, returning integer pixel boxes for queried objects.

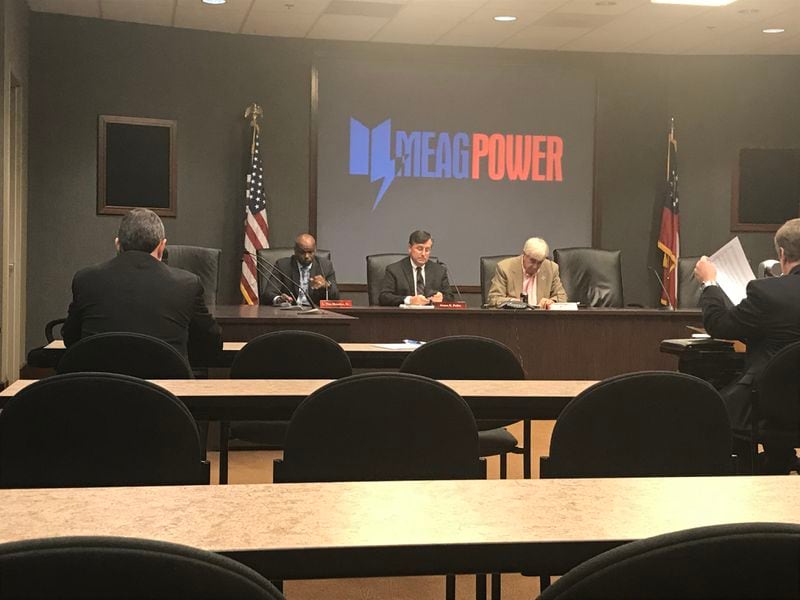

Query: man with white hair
[487,237,567,308]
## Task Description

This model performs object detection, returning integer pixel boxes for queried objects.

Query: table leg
[523,418,532,479]
[219,421,230,484]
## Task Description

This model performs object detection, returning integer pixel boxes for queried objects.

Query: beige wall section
[0,0,28,385]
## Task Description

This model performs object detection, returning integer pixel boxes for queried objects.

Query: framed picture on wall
[97,115,177,217]
[732,147,800,232]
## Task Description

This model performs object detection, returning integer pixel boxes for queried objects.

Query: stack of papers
[709,237,756,305]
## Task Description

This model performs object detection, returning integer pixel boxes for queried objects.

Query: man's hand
[538,297,555,309]
[694,256,717,283]
[409,295,429,305]
[428,291,443,304]
[278,293,293,305]
[309,275,329,290]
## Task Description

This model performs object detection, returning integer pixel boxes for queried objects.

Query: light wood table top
[0,476,793,579]
[45,340,415,353]
[0,379,596,421]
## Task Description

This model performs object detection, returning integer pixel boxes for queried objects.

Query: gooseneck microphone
[244,251,319,312]
[649,266,675,311]
[436,260,464,303]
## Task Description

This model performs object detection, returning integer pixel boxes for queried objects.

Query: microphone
[436,260,464,303]
[252,251,320,313]
[649,266,675,310]
[243,250,306,308]
[316,256,330,302]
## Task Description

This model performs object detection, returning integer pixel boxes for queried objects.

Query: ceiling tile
[243,9,319,37]
[174,0,252,33]
[554,0,644,16]
[251,0,330,13]
[306,13,389,40]
[27,0,101,18]
[101,0,173,27]
[372,17,462,43]
[435,20,519,47]
[500,24,590,50]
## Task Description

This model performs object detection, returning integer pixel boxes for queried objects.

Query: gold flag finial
[244,103,263,128]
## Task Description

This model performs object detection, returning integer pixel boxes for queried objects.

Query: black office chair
[758,259,781,278]
[0,372,209,488]
[399,335,527,479]
[273,372,482,600]
[0,536,285,599]
[56,331,193,378]
[228,330,353,448]
[750,341,800,471]
[538,522,800,600]
[677,256,702,308]
[163,245,222,310]
[553,247,623,307]
[365,253,406,305]
[540,371,734,478]
[479,255,514,306]
[256,247,331,303]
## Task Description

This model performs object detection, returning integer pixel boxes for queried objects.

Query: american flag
[657,118,679,308]
[240,125,270,305]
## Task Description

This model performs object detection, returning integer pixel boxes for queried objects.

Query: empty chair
[256,247,331,303]
[750,340,800,471]
[553,247,623,307]
[0,536,284,599]
[56,331,193,379]
[399,335,528,480]
[676,256,702,308]
[758,258,781,278]
[164,245,222,310]
[538,523,800,600]
[0,372,208,488]
[540,371,733,478]
[479,255,514,306]
[229,330,353,447]
[274,372,482,482]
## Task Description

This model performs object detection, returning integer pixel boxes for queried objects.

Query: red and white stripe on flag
[240,127,270,305]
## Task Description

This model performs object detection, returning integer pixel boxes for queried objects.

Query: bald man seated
[487,237,567,308]
[262,233,339,306]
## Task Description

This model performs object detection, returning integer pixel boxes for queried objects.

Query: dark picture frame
[732,147,800,232]
[97,115,177,217]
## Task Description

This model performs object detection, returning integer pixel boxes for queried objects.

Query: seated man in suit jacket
[695,217,800,473]
[63,208,222,362]
[379,230,454,306]
[487,237,567,308]
[263,233,339,306]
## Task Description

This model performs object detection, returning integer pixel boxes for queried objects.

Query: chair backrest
[0,536,284,599]
[230,330,352,379]
[541,371,732,478]
[553,248,624,307]
[164,245,222,310]
[399,335,524,380]
[758,259,781,278]
[256,247,331,302]
[538,523,800,600]
[677,256,701,308]
[0,372,207,488]
[754,341,800,445]
[480,255,514,306]
[56,332,193,378]
[273,372,482,483]
[366,253,406,305]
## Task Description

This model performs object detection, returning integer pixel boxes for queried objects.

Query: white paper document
[709,237,756,306]
[371,343,422,350]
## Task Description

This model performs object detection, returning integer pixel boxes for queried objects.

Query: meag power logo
[349,117,564,209]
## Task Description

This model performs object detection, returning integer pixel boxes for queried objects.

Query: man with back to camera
[694,218,800,474]
[379,230,454,306]
[63,208,222,362]
[262,233,339,306]
[487,237,567,308]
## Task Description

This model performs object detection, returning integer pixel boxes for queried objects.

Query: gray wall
[26,13,797,349]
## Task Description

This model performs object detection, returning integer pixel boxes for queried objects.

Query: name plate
[319,299,353,308]
[434,301,467,309]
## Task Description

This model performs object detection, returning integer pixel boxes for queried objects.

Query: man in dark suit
[379,230,454,306]
[263,233,339,306]
[695,217,800,473]
[63,208,222,362]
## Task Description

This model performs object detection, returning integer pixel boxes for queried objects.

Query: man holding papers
[695,218,800,474]
[487,237,567,308]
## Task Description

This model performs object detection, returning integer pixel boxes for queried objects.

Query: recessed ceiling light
[202,0,226,5]
[651,0,737,6]
[493,15,517,22]
[762,28,785,34]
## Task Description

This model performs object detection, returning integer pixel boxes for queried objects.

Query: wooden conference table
[0,379,596,483]
[42,340,415,370]
[0,476,794,581]
[215,306,704,379]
